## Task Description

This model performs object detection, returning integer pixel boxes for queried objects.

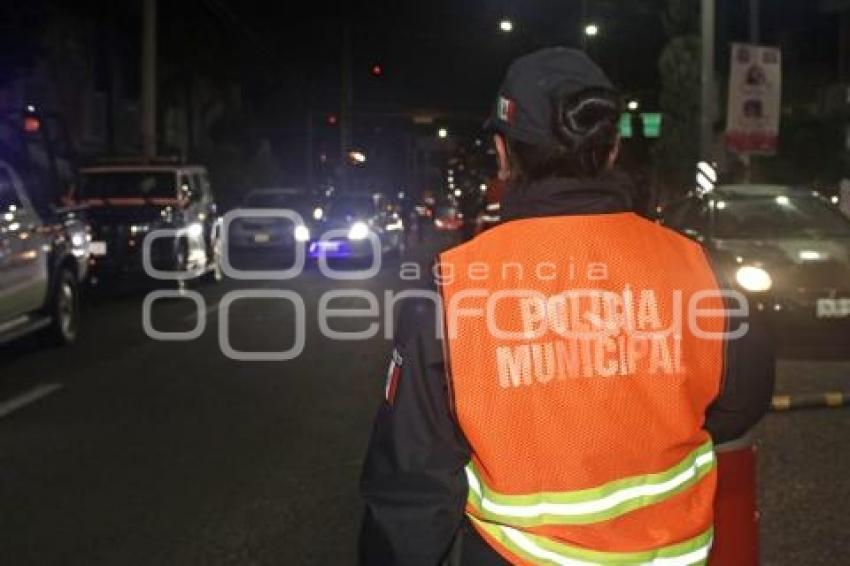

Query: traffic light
[326,113,338,126]
[371,64,383,77]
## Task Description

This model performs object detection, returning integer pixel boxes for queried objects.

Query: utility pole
[141,0,157,160]
[700,0,715,161]
[749,0,760,44]
[580,0,588,49]
[305,112,314,191]
[340,22,353,190]
[742,0,760,182]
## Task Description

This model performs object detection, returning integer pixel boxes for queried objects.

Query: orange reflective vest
[438,213,725,565]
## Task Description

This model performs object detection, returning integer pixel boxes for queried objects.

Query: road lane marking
[825,392,845,407]
[771,392,848,411]
[177,301,220,323]
[0,383,64,419]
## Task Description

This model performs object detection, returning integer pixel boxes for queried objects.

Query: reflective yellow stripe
[466,441,715,526]
[471,515,713,566]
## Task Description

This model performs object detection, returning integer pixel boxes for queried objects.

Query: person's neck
[501,171,634,221]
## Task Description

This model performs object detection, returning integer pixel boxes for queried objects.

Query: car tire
[43,268,79,346]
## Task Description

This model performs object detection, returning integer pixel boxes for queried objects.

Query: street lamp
[348,150,367,165]
[627,100,640,111]
[438,128,449,139]
[499,19,514,33]
[584,23,600,37]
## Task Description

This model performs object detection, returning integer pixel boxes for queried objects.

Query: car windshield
[79,172,175,199]
[245,192,308,210]
[436,205,458,218]
[326,196,374,220]
[714,195,850,239]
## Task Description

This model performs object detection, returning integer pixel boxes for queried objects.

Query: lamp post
[700,0,715,161]
[584,23,600,38]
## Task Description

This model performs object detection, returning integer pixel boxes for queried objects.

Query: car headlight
[294,225,310,242]
[348,221,370,240]
[186,222,204,238]
[735,266,773,293]
[130,224,151,235]
[313,207,324,220]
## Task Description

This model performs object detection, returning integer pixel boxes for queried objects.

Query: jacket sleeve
[704,257,777,444]
[359,297,471,566]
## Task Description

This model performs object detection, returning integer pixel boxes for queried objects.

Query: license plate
[90,241,107,256]
[816,298,850,319]
[253,233,271,243]
[312,241,340,252]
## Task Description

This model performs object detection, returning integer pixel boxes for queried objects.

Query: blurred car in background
[227,188,315,257]
[433,202,463,232]
[661,184,850,357]
[77,162,221,285]
[309,193,404,260]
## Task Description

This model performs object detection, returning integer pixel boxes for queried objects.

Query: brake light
[23,116,41,133]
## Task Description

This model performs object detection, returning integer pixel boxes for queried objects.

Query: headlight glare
[348,222,370,240]
[186,223,204,238]
[294,225,310,242]
[735,266,772,293]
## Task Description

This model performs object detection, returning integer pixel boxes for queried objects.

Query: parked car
[77,162,221,284]
[309,193,404,260]
[661,184,850,357]
[0,159,88,345]
[227,188,314,256]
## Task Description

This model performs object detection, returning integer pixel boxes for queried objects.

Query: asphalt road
[1,230,847,566]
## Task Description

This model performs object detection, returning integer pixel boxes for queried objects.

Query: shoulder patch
[384,349,404,406]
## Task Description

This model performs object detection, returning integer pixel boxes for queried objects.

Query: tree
[654,0,701,198]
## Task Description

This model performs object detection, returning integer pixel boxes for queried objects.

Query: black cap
[485,47,616,147]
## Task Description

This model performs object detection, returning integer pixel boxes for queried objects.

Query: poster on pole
[725,43,782,155]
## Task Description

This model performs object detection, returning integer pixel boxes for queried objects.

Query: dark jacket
[359,174,776,566]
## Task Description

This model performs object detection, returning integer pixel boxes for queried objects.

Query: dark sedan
[227,189,315,255]
[662,184,850,357]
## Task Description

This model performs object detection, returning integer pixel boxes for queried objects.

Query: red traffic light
[326,113,338,126]
[371,64,383,77]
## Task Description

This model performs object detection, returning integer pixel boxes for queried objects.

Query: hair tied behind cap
[552,87,621,153]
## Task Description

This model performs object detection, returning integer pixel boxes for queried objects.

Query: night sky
[205,0,835,118]
[3,1,839,127]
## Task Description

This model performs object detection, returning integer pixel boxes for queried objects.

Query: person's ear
[494,134,510,181]
[606,136,621,170]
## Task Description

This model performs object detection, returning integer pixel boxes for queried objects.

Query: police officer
[360,48,774,566]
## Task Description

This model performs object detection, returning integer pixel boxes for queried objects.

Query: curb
[771,392,848,411]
